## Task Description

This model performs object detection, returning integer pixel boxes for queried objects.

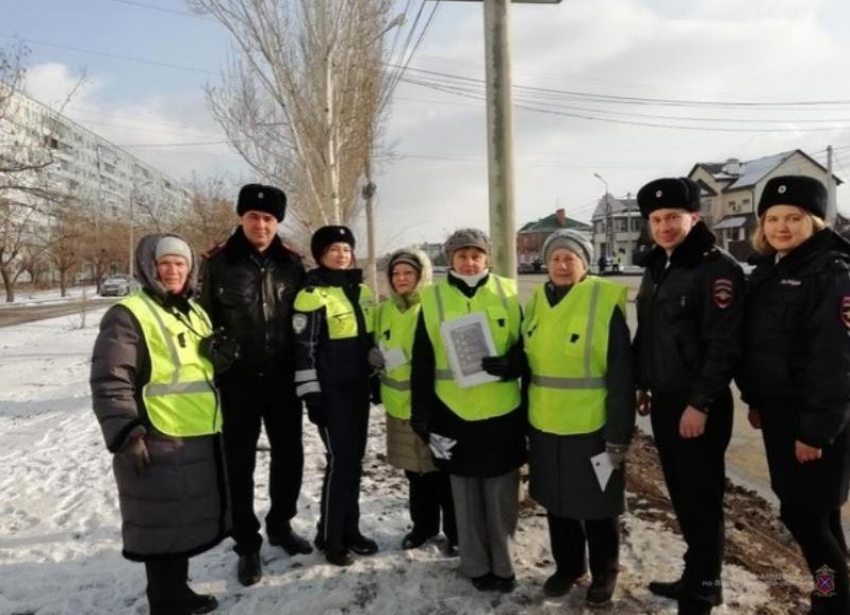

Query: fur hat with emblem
[311,225,356,263]
[637,177,701,218]
[757,175,827,219]
[236,183,287,221]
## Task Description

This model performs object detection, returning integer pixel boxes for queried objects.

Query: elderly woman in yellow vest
[374,248,458,554]
[524,229,634,608]
[90,233,230,615]
[411,228,526,593]
[292,225,378,567]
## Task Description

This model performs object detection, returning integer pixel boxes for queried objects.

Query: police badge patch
[815,565,837,597]
[713,278,734,309]
[293,313,308,334]
[841,296,850,330]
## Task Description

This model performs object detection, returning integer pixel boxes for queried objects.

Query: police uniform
[633,178,744,612]
[293,227,376,563]
[411,271,526,586]
[738,176,850,615]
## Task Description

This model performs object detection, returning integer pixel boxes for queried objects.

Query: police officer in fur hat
[738,175,850,614]
[632,177,745,615]
[199,184,311,586]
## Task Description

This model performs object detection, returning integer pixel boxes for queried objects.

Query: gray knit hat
[388,250,424,275]
[444,228,490,257]
[155,236,193,269]
[542,229,593,269]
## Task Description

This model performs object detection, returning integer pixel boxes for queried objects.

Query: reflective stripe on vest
[119,291,221,437]
[523,276,626,436]
[295,284,375,340]
[420,275,521,421]
[374,299,418,419]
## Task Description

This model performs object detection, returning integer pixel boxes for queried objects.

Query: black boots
[237,552,262,587]
[268,529,313,555]
[586,574,618,608]
[543,570,588,597]
[401,529,437,550]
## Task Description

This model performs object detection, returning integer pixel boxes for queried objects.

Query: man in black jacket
[632,178,744,615]
[199,184,310,587]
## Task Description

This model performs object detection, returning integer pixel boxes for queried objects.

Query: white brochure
[590,451,614,492]
[439,312,500,389]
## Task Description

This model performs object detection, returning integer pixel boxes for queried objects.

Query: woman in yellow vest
[90,233,230,615]
[524,229,635,608]
[374,248,458,554]
[292,225,378,567]
[411,228,526,593]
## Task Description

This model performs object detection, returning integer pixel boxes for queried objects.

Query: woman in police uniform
[410,228,526,593]
[524,230,634,608]
[292,225,378,567]
[90,233,228,615]
[374,248,458,553]
[739,176,850,615]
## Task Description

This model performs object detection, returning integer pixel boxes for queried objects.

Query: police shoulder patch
[713,278,734,309]
[841,296,850,330]
[293,313,309,334]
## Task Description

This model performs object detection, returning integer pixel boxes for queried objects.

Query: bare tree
[189,0,393,236]
[174,175,238,253]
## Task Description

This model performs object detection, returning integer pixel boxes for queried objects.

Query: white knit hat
[154,236,193,269]
[542,229,593,269]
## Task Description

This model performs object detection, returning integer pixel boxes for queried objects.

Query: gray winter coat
[90,233,231,561]
[527,286,635,520]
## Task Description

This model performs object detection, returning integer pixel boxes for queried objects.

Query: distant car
[518,262,535,274]
[99,275,135,297]
[433,265,449,274]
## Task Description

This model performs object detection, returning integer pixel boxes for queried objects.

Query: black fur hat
[637,177,701,218]
[757,175,827,218]
[236,184,287,221]
[311,225,356,262]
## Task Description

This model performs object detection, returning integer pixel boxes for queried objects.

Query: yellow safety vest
[294,284,375,339]
[374,300,419,420]
[119,291,221,438]
[523,276,626,435]
[420,275,521,421]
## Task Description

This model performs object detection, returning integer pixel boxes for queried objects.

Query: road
[0,296,116,328]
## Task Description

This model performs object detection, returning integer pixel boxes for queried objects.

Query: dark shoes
[402,530,437,550]
[543,570,588,598]
[268,529,313,555]
[185,591,218,614]
[586,574,618,608]
[347,533,379,556]
[649,578,686,600]
[324,547,355,567]
[444,541,459,557]
[470,573,516,593]
[677,597,713,615]
[237,552,262,587]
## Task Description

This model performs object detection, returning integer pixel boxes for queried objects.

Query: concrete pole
[363,151,378,292]
[128,193,134,279]
[483,0,517,280]
[827,145,837,226]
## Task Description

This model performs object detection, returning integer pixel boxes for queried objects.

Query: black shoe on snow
[677,596,713,615]
[237,552,262,587]
[186,593,218,614]
[543,570,587,597]
[649,578,685,599]
[269,529,314,555]
[401,530,437,550]
[347,533,378,556]
[493,574,517,593]
[471,573,498,592]
[586,574,618,608]
[325,547,354,567]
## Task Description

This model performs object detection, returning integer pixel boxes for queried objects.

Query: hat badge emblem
[257,191,264,199]
[339,229,345,235]
[778,185,787,194]
[656,190,663,198]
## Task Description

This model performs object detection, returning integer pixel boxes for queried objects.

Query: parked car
[99,275,136,297]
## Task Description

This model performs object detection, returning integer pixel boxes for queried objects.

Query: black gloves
[117,433,150,477]
[370,376,382,406]
[199,328,240,374]
[304,392,327,427]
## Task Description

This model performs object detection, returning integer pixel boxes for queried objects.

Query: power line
[102,0,200,18]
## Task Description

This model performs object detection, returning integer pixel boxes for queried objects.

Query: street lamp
[593,172,613,261]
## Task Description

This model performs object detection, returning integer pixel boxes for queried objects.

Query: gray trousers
[450,470,519,578]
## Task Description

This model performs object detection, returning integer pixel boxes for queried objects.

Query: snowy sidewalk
[0,311,781,614]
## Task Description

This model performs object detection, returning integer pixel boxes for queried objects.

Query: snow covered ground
[0,310,775,614]
[0,286,99,309]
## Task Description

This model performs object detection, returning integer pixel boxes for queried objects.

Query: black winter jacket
[199,227,305,377]
[633,222,744,411]
[410,273,527,478]
[738,229,850,448]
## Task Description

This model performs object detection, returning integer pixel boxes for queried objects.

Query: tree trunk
[1,264,14,303]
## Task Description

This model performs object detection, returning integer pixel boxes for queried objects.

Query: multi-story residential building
[590,194,645,266]
[517,208,592,267]
[688,149,841,260]
[1,88,191,225]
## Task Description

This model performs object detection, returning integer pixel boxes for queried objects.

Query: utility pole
[128,190,134,279]
[827,145,837,226]
[363,157,378,292]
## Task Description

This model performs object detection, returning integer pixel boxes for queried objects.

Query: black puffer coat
[199,227,305,378]
[90,234,231,561]
[633,222,745,412]
[738,229,850,507]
